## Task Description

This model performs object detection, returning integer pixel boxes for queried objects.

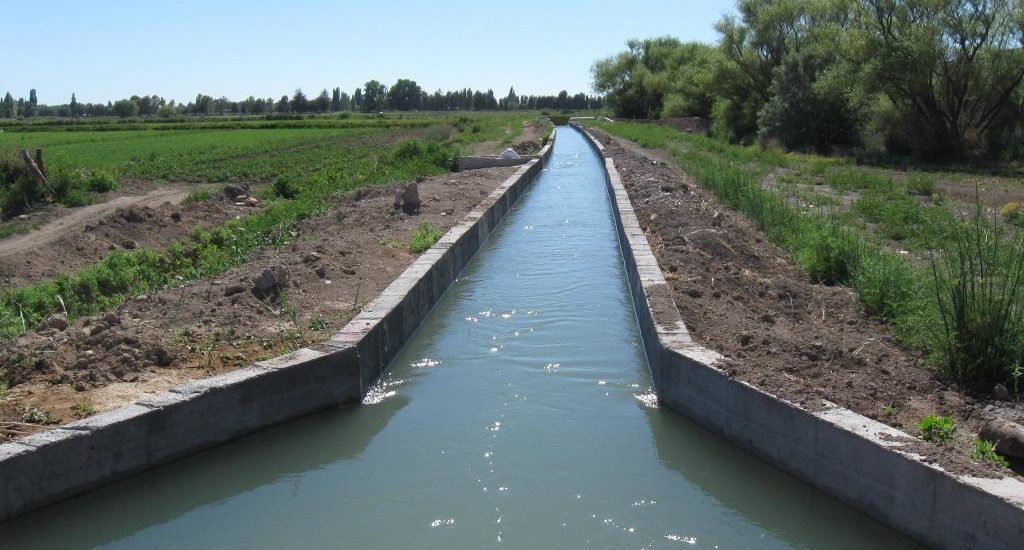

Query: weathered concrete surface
[0,130,556,523]
[457,155,537,172]
[575,123,1024,550]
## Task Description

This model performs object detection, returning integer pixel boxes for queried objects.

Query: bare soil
[0,184,253,288]
[590,128,1023,479]
[0,166,519,438]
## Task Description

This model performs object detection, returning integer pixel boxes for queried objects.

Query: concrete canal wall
[0,132,556,523]
[575,123,1024,550]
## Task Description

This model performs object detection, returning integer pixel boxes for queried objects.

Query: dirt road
[0,186,190,258]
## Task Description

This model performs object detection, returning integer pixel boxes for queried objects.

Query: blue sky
[2,0,737,105]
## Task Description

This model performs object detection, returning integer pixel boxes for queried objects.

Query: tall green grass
[931,209,1024,390]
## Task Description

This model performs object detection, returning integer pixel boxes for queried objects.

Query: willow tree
[849,0,1024,158]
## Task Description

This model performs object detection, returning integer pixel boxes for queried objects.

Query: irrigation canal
[0,128,922,548]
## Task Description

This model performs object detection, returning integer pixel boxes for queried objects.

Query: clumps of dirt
[0,190,253,287]
[0,166,519,437]
[3,313,175,390]
[512,140,541,155]
[591,128,1022,479]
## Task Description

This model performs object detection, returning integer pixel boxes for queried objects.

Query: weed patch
[409,222,443,253]
[919,414,957,444]
[971,438,1009,467]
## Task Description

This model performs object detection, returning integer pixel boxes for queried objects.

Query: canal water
[0,127,921,549]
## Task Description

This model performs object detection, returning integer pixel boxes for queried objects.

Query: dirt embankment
[0,185,256,288]
[590,127,1023,479]
[0,166,519,438]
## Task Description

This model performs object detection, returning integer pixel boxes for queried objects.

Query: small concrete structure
[574,123,1024,550]
[457,155,537,172]
[0,131,556,523]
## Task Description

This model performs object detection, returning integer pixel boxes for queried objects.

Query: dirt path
[0,186,190,258]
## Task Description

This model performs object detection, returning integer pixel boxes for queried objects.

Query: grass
[182,189,212,204]
[919,414,957,444]
[71,398,96,419]
[592,120,1024,392]
[931,208,1024,391]
[409,222,443,253]
[971,438,1010,467]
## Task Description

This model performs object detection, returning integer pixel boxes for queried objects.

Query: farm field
[585,121,1024,477]
[0,113,548,436]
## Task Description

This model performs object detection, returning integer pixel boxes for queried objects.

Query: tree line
[593,0,1024,160]
[0,79,602,120]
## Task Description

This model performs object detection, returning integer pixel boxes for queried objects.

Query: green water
[0,127,922,549]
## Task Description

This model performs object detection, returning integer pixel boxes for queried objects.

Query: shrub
[907,173,936,196]
[182,189,212,204]
[931,208,1024,390]
[798,221,864,285]
[388,140,457,172]
[273,176,299,199]
[0,160,41,216]
[409,222,442,253]
[971,438,1009,467]
[86,171,119,193]
[919,414,957,444]
[854,253,919,322]
[1000,202,1024,227]
[758,50,866,153]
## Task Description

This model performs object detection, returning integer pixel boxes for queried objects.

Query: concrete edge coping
[0,130,558,523]
[572,123,1024,549]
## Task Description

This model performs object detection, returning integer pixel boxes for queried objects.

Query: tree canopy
[592,0,1024,159]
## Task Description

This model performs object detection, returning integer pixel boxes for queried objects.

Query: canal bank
[575,124,1024,549]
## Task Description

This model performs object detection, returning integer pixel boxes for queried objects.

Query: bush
[183,189,212,204]
[0,158,41,216]
[931,208,1024,390]
[971,438,1009,467]
[86,171,119,193]
[409,222,442,253]
[273,176,299,199]
[907,173,936,196]
[1000,202,1024,227]
[798,221,864,285]
[854,253,919,322]
[388,140,457,172]
[919,414,957,444]
[758,51,865,153]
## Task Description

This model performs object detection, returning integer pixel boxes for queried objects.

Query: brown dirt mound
[590,127,1023,479]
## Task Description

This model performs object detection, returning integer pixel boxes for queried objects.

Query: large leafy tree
[387,79,422,110]
[352,88,362,111]
[290,88,309,113]
[592,37,686,118]
[758,49,867,151]
[713,0,852,141]
[1,92,15,118]
[314,89,330,112]
[362,80,387,112]
[111,98,138,118]
[849,0,1024,158]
